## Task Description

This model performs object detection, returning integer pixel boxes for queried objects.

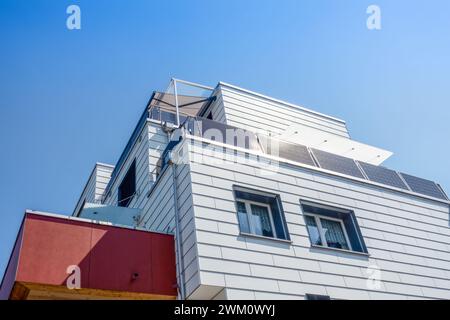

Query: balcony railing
[104,79,216,201]
[0,211,177,300]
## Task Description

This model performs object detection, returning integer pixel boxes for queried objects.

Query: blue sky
[1,0,449,278]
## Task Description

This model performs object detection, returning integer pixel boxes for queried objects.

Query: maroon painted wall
[1,212,177,298]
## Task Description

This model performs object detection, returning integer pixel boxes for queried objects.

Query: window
[234,187,290,241]
[206,111,213,120]
[118,159,136,207]
[304,215,351,250]
[305,294,331,300]
[301,201,367,254]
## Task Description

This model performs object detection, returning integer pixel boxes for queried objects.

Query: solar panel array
[181,118,448,201]
[358,161,409,190]
[400,173,448,200]
[311,149,366,179]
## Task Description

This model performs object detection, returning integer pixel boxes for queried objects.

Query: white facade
[217,82,350,138]
[174,139,450,299]
[73,80,450,300]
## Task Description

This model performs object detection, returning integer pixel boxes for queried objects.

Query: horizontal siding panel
[220,87,349,138]
[186,141,450,299]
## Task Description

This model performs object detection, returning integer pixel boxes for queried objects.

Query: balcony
[0,211,177,300]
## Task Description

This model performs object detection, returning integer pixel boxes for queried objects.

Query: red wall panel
[88,225,154,293]
[151,233,178,295]
[10,213,176,296]
[17,215,92,287]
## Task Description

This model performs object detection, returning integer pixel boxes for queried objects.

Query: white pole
[173,79,180,127]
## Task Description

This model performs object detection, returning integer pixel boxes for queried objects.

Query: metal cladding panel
[358,161,409,190]
[400,173,448,200]
[311,148,365,179]
[9,213,177,296]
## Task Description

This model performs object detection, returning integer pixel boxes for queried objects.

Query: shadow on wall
[0,213,177,299]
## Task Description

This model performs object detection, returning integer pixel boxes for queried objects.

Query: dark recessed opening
[118,159,136,207]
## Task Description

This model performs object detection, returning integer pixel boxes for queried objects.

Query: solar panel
[358,161,409,190]
[311,149,365,179]
[258,136,317,167]
[400,173,448,200]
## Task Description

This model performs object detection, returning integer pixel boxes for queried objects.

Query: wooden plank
[11,282,176,300]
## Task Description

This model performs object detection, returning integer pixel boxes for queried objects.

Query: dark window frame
[233,186,290,241]
[301,200,368,254]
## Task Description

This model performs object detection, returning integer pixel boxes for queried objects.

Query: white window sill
[311,244,370,257]
[239,232,292,244]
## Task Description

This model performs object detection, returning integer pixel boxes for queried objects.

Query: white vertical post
[173,79,180,127]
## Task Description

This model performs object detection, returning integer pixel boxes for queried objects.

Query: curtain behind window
[250,204,273,237]
[320,219,349,250]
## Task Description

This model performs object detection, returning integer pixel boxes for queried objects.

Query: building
[1,79,450,300]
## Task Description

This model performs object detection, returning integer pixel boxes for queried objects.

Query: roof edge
[24,210,173,235]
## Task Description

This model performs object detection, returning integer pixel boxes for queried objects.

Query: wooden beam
[10,282,176,300]
[9,282,30,300]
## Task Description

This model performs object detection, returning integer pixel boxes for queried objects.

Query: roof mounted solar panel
[258,136,317,167]
[358,161,409,190]
[278,141,316,167]
[399,173,448,200]
[311,148,365,179]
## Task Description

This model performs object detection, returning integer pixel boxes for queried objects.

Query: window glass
[250,204,274,238]
[236,201,250,234]
[305,215,322,246]
[234,188,289,240]
[301,202,368,254]
[320,218,349,250]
